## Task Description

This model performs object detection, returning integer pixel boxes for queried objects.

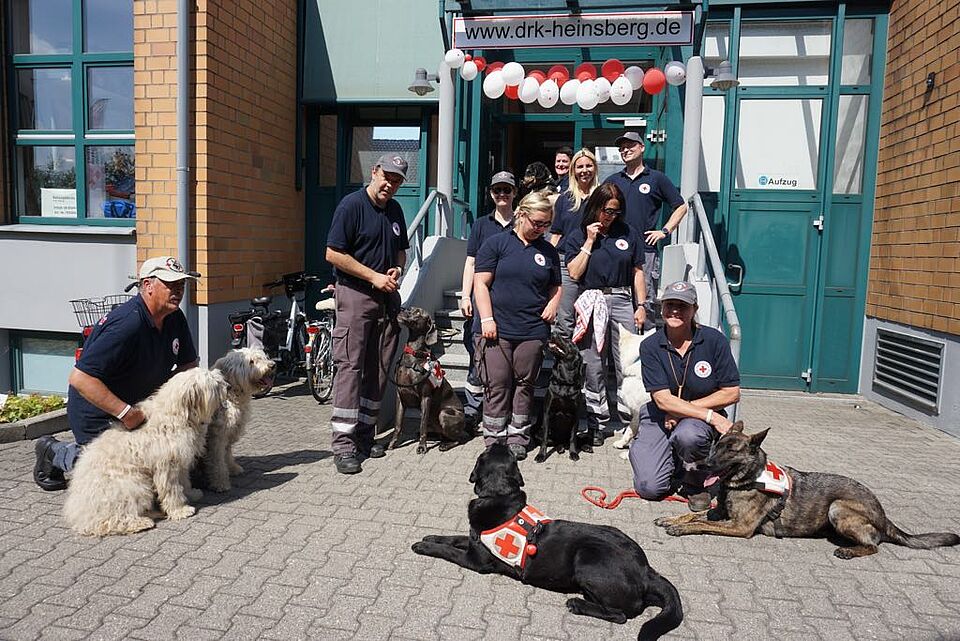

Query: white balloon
[610,75,634,106]
[665,61,687,86]
[459,60,478,81]
[624,65,645,90]
[537,79,559,108]
[594,77,611,103]
[559,78,580,105]
[519,77,540,104]
[502,62,525,86]
[444,49,466,69]
[482,70,506,99]
[576,79,598,110]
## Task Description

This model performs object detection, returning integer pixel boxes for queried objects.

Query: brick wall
[867,0,960,335]
[134,0,304,305]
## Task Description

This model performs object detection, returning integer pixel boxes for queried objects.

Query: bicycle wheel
[308,327,335,403]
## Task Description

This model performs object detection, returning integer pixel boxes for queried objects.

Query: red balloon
[486,61,504,74]
[505,84,519,100]
[601,59,625,83]
[474,56,487,72]
[547,64,569,83]
[574,62,597,81]
[528,69,547,84]
[464,53,472,62]
[643,68,667,95]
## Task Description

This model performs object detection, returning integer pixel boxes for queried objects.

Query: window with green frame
[9,0,134,226]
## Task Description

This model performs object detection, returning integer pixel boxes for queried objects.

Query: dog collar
[755,460,791,496]
[479,504,552,570]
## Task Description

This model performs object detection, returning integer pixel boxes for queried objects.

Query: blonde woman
[550,148,598,336]
[473,191,562,460]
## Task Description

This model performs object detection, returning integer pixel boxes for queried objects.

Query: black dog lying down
[656,422,960,559]
[412,444,683,640]
[536,332,586,462]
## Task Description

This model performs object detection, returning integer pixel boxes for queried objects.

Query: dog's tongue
[703,475,720,488]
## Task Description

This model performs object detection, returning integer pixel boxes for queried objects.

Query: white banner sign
[40,188,78,218]
[453,12,694,49]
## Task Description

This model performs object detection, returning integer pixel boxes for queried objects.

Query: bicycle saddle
[315,298,336,312]
[251,296,272,307]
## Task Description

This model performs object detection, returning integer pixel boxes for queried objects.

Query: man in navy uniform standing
[604,132,687,329]
[325,154,410,474]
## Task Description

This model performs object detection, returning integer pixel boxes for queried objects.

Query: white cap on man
[138,256,201,282]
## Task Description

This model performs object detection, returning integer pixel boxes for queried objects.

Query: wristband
[704,409,714,425]
[481,317,494,323]
[580,247,591,255]
[394,266,403,276]
[117,404,132,420]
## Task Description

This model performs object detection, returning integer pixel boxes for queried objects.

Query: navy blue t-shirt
[604,166,683,252]
[68,296,197,444]
[640,325,740,420]
[466,211,513,258]
[474,231,562,341]
[564,220,644,290]
[550,191,589,257]
[557,174,570,193]
[326,188,410,290]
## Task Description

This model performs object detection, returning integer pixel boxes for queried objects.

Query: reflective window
[736,99,822,190]
[18,336,76,395]
[738,21,832,87]
[11,0,73,54]
[833,96,868,195]
[17,68,73,130]
[703,23,731,87]
[17,146,78,217]
[350,125,421,184]
[580,128,631,182]
[86,147,136,219]
[87,67,135,130]
[700,96,726,192]
[842,19,874,85]
[84,0,134,52]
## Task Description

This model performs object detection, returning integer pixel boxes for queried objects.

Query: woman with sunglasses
[473,191,562,460]
[565,183,645,447]
[459,171,517,425]
[550,148,598,337]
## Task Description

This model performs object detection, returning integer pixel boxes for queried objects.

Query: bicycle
[305,285,336,403]
[68,294,135,361]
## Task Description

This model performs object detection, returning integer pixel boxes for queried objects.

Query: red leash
[581,486,689,509]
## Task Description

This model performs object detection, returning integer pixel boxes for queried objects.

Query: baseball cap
[376,153,409,180]
[614,131,644,146]
[138,256,200,283]
[660,281,697,305]
[489,171,516,188]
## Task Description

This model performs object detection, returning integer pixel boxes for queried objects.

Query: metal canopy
[446,0,702,15]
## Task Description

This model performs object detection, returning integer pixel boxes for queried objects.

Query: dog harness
[755,460,791,538]
[479,504,552,570]
[401,345,446,389]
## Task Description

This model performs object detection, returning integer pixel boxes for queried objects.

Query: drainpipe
[678,56,704,245]
[436,61,455,237]
[176,0,194,333]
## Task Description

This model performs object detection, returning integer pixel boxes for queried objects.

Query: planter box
[0,408,69,444]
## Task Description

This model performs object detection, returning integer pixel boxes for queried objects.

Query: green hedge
[0,394,66,424]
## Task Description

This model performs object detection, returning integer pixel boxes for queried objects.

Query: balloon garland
[443,50,687,111]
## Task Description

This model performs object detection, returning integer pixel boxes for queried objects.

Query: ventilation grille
[873,329,943,414]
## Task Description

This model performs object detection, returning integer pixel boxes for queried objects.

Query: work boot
[508,443,527,461]
[34,436,67,491]
[591,430,605,447]
[334,453,362,475]
[366,443,385,459]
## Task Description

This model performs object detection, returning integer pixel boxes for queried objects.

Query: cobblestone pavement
[1,387,959,641]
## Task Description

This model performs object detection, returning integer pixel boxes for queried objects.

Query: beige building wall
[867,0,960,335]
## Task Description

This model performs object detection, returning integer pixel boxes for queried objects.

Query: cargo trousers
[474,336,545,448]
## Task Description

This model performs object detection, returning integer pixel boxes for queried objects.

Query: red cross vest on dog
[755,460,791,495]
[403,346,446,388]
[479,505,552,569]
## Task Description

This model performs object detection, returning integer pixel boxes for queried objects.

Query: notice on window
[40,188,78,218]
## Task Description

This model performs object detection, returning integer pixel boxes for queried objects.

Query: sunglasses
[491,187,514,195]
[526,218,552,230]
[600,208,622,217]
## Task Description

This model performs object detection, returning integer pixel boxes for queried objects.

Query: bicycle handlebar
[262,273,323,291]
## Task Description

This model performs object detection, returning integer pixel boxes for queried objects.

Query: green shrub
[0,394,66,424]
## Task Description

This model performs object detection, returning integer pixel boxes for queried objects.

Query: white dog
[612,325,656,452]
[200,348,275,493]
[63,368,228,537]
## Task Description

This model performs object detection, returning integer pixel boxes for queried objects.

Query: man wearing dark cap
[604,131,687,330]
[33,256,201,491]
[325,154,410,474]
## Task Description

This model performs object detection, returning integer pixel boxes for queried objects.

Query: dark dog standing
[655,422,960,559]
[412,444,683,641]
[390,307,470,454]
[536,332,587,462]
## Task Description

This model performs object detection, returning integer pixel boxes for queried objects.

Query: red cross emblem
[494,533,520,558]
[765,462,784,481]
[697,363,709,375]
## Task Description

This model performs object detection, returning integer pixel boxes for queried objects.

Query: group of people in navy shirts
[321,133,742,512]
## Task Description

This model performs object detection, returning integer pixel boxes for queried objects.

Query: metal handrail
[407,189,440,243]
[690,192,742,421]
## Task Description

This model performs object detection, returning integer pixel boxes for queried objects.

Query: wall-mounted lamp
[709,60,740,91]
[408,68,439,96]
[926,72,936,92]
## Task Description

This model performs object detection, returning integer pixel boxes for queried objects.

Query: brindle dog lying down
[413,444,684,641]
[655,422,960,559]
